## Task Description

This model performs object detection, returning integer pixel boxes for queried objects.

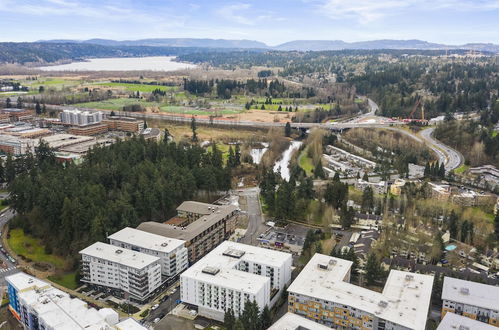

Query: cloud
[216,3,254,25]
[318,0,499,23]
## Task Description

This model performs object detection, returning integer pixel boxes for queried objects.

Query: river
[38,56,197,72]
[249,143,269,165]
[273,141,303,181]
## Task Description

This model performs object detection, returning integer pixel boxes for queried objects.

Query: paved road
[420,127,463,171]
[236,188,266,245]
[144,288,180,327]
[0,209,18,275]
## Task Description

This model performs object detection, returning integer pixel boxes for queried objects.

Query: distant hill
[38,38,499,53]
[39,38,269,49]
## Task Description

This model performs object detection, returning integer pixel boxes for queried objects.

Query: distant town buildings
[180,241,292,321]
[390,179,406,195]
[60,109,103,126]
[287,253,434,330]
[6,272,146,330]
[103,116,144,133]
[79,242,162,303]
[355,179,388,194]
[138,201,239,263]
[108,227,188,279]
[441,277,499,327]
[0,108,33,121]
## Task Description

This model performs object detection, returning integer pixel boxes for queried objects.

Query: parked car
[151,304,159,311]
[153,318,160,323]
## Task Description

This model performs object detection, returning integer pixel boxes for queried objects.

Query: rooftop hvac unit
[378,300,388,308]
[115,249,123,254]
[459,287,469,295]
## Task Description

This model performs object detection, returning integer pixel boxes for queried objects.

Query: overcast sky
[1,0,498,45]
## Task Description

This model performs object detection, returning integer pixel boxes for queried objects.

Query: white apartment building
[437,312,497,330]
[287,253,434,330]
[180,241,292,321]
[79,242,162,303]
[441,277,499,327]
[6,272,146,330]
[108,227,188,278]
[60,109,103,126]
[355,179,388,194]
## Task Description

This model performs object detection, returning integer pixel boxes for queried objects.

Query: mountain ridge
[37,38,499,52]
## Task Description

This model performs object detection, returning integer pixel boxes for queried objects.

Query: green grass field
[93,82,178,93]
[74,98,160,111]
[298,150,314,176]
[48,272,79,290]
[454,164,469,174]
[8,228,68,270]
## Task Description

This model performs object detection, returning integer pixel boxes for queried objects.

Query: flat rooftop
[177,200,220,215]
[268,312,330,330]
[59,138,114,154]
[437,312,496,330]
[181,241,292,294]
[138,203,238,242]
[40,134,95,149]
[108,227,185,254]
[6,272,49,291]
[79,242,159,270]
[442,276,499,310]
[287,253,434,330]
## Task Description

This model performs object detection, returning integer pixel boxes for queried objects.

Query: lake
[38,56,197,72]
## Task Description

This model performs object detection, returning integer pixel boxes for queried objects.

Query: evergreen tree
[143,120,147,130]
[42,103,47,114]
[234,144,241,166]
[333,172,340,182]
[240,300,259,330]
[191,116,198,142]
[163,128,170,142]
[362,172,369,181]
[228,146,236,168]
[5,97,11,108]
[224,308,236,330]
[259,305,272,330]
[448,210,459,239]
[16,97,23,109]
[284,122,291,137]
[35,101,42,115]
[365,253,381,285]
[494,213,499,240]
[314,161,325,179]
[361,186,374,212]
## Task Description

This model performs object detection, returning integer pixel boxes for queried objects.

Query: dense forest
[7,138,231,262]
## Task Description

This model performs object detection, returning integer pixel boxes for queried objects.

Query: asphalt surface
[0,208,19,279]
[143,289,180,327]
[236,188,267,245]
[420,127,464,171]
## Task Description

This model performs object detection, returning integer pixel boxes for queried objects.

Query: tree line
[8,137,232,264]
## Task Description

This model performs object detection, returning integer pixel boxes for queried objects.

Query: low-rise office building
[287,253,434,330]
[355,179,388,194]
[138,202,238,263]
[0,108,33,121]
[108,227,188,279]
[0,134,37,155]
[80,242,162,303]
[68,123,109,136]
[103,116,144,133]
[180,241,292,321]
[441,277,499,327]
[437,312,497,330]
[6,272,146,330]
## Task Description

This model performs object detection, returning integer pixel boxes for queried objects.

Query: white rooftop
[442,277,499,311]
[268,312,331,330]
[181,241,292,294]
[115,318,148,330]
[287,253,434,330]
[6,271,49,291]
[8,273,116,330]
[108,227,186,254]
[437,312,497,330]
[79,242,159,270]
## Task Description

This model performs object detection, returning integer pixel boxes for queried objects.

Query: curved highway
[420,127,464,172]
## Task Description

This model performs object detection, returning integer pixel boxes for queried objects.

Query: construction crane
[403,98,426,123]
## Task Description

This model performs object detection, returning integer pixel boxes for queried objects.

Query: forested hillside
[0,42,224,64]
[8,138,231,260]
